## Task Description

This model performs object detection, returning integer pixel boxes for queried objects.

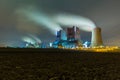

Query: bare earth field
[0,48,120,80]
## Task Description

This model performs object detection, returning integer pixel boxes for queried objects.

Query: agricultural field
[0,48,120,80]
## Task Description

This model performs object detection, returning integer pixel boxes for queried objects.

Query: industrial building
[52,26,83,48]
[67,26,81,41]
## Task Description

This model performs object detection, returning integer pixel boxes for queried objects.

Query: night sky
[0,0,120,47]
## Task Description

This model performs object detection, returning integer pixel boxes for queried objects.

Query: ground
[0,48,120,80]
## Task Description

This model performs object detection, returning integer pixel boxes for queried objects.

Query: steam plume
[52,13,96,32]
[28,34,42,43]
[22,37,36,44]
[16,7,62,35]
[22,34,42,44]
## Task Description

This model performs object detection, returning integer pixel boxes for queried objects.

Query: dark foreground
[0,48,120,80]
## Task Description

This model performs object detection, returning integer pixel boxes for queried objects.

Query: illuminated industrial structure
[21,26,120,52]
[52,26,82,48]
[23,26,104,49]
[67,26,81,41]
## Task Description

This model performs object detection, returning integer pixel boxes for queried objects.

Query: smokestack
[91,27,103,47]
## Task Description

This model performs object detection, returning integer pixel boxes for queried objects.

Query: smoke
[22,37,36,44]
[16,6,62,35]
[22,34,42,44]
[52,13,96,32]
[28,34,42,43]
[16,5,96,35]
[16,6,96,35]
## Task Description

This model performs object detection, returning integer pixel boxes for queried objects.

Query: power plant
[24,26,104,48]
[20,26,120,52]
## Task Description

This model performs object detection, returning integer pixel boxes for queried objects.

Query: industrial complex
[25,26,104,48]
[24,26,120,52]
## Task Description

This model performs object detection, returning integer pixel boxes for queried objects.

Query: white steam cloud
[16,6,96,36]
[28,34,42,43]
[22,37,36,44]
[52,13,96,32]
[22,34,42,44]
[16,7,62,35]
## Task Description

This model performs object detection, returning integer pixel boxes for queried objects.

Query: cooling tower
[91,27,103,47]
